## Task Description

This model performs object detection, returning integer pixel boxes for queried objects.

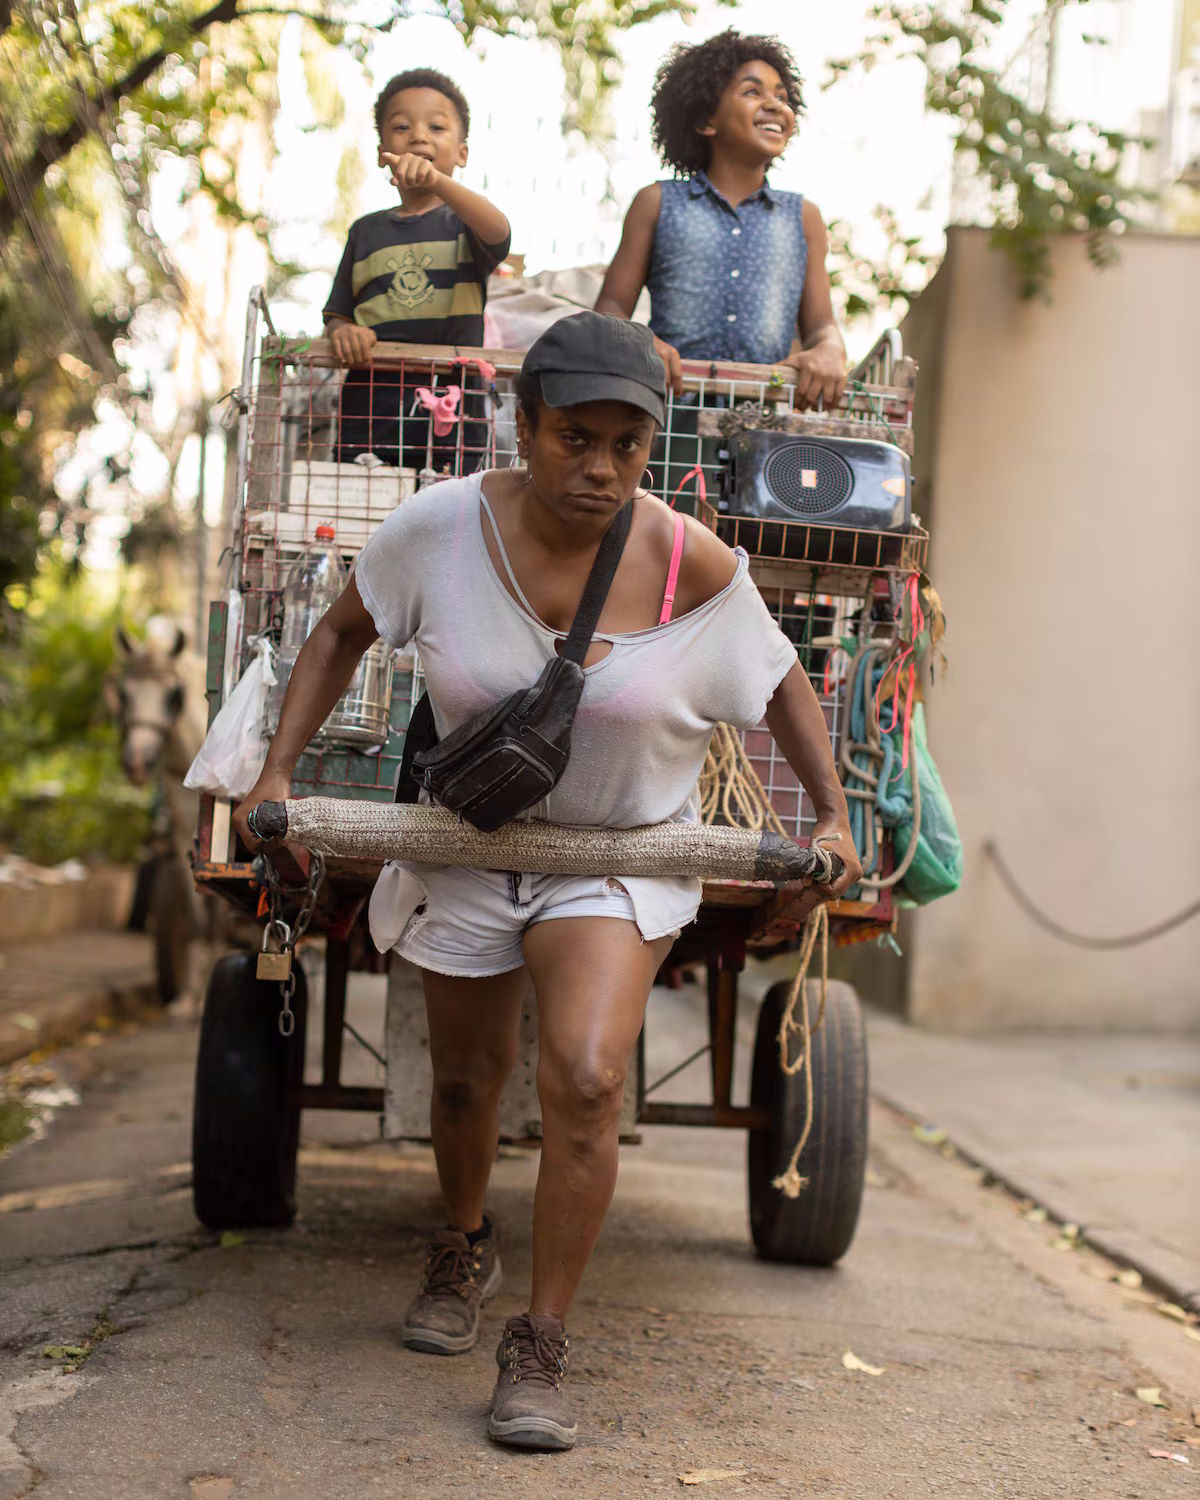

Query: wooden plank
[266,336,910,409]
[246,344,283,514]
[205,600,227,725]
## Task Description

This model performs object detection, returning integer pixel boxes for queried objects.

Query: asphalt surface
[1,966,1197,1499]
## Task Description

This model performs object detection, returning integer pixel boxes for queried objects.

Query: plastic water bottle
[268,523,346,734]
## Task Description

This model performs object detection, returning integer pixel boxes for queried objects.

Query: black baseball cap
[522,311,666,426]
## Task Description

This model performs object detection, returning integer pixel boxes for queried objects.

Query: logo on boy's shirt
[386,249,435,310]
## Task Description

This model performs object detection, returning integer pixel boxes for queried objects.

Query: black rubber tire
[192,953,307,1229]
[748,977,868,1265]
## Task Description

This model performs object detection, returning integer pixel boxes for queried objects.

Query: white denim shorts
[367,861,701,978]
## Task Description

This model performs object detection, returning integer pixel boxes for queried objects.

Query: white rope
[695,725,834,1199]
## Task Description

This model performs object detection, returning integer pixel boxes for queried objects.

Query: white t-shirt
[353,470,798,944]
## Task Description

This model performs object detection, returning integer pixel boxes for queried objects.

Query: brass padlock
[256,949,292,982]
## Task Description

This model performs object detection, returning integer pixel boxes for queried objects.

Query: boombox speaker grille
[762,442,854,517]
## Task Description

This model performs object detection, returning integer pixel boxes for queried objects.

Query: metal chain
[257,851,326,1035]
[277,970,298,1037]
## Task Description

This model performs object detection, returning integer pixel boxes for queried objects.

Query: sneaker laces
[421,1240,479,1301]
[504,1316,568,1388]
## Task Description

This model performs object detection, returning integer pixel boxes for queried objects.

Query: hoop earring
[642,467,655,491]
[509,450,532,486]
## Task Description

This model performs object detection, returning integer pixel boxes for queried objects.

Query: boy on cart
[324,68,511,474]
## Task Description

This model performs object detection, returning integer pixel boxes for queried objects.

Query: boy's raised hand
[782,343,847,412]
[329,320,377,368]
[381,151,442,194]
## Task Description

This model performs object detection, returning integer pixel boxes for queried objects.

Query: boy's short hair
[651,29,803,176]
[374,68,470,139]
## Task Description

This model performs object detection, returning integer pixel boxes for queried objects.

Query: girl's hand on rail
[782,344,847,411]
[653,335,684,399]
[329,320,377,369]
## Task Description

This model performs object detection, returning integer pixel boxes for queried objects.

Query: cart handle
[248,800,843,887]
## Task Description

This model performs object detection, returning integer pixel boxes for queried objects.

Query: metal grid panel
[737,585,859,843]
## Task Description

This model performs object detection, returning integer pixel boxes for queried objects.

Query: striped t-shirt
[324,204,510,346]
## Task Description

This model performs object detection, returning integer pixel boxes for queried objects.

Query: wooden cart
[190,291,924,1265]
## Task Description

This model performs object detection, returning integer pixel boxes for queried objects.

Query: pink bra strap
[659,513,686,625]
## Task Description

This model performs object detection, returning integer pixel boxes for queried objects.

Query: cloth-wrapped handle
[249,800,843,887]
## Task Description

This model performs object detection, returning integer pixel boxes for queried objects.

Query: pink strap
[659,513,686,625]
[671,463,707,510]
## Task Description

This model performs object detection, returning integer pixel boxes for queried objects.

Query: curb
[872,1083,1200,1317]
[0,966,159,1062]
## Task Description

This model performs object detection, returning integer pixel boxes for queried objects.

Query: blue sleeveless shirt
[646,173,807,365]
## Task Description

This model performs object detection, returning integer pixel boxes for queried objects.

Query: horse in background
[106,615,213,1006]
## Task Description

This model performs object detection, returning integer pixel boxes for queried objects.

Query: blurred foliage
[0,0,727,241]
[0,0,723,587]
[828,207,943,323]
[0,280,105,616]
[826,0,1151,302]
[446,1,735,136]
[0,562,151,866]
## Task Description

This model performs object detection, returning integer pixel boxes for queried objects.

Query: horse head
[106,618,194,786]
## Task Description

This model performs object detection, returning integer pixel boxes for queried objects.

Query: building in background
[894,222,1200,1032]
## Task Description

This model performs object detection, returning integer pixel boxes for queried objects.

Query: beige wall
[900,227,1200,1031]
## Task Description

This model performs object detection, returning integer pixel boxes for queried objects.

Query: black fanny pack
[395,499,633,833]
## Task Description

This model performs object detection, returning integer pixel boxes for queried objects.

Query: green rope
[845,378,902,448]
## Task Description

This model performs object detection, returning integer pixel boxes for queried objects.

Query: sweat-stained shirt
[323,204,511,346]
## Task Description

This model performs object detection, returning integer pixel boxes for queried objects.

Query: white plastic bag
[184,636,276,800]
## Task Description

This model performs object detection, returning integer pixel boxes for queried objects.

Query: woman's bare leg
[421,967,526,1232]
[521,918,673,1319]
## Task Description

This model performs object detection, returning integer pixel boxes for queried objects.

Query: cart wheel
[192,953,307,1229]
[748,978,868,1265]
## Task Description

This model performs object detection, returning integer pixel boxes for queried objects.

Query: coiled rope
[840,642,922,894]
[698,726,833,1198]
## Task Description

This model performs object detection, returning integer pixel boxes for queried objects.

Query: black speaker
[720,430,911,533]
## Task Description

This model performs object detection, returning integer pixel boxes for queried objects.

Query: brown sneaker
[401,1225,502,1355]
[487,1312,577,1451]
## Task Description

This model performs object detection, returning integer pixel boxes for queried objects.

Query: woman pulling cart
[235,311,862,1452]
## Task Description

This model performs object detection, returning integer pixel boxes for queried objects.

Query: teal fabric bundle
[841,646,962,906]
[885,704,962,906]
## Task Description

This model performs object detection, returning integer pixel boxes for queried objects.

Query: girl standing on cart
[597,29,847,506]
[235,312,861,1452]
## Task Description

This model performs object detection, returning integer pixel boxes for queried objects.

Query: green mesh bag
[889,704,963,905]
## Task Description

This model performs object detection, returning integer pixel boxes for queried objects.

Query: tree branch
[0,0,240,237]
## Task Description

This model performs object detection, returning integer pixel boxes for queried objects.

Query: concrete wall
[0,867,135,948]
[900,227,1200,1031]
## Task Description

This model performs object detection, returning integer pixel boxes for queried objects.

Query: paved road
[1,969,1197,1499]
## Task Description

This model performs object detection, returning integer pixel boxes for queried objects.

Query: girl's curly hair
[651,30,803,177]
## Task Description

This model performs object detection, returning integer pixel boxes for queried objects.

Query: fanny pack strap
[395,499,633,804]
[560,500,634,666]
